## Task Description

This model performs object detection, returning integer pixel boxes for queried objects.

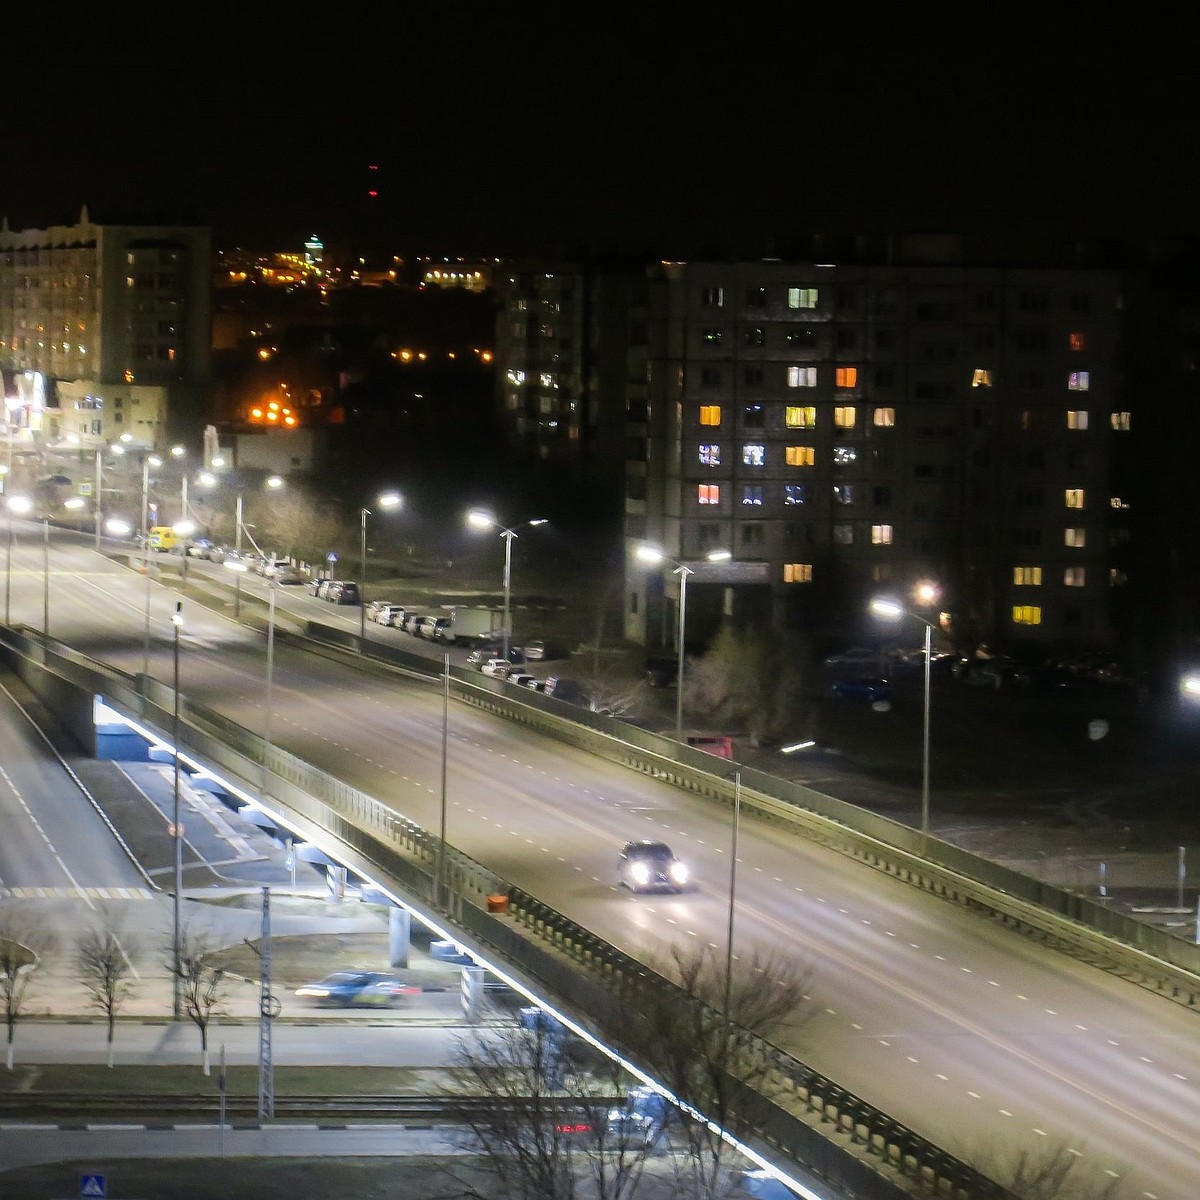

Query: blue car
[294,970,420,1007]
[830,676,893,703]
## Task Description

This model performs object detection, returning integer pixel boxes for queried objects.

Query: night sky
[5,26,1196,259]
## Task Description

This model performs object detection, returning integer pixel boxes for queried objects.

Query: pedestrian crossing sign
[80,1174,106,1198]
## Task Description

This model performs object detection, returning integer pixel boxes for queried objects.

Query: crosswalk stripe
[0,886,154,900]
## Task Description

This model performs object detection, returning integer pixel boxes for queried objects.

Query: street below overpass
[2,523,1198,1198]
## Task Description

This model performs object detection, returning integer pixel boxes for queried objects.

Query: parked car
[466,646,495,668]
[481,658,513,677]
[506,672,538,689]
[326,581,361,605]
[521,639,548,661]
[186,538,214,558]
[401,612,426,635]
[413,615,441,638]
[367,600,401,624]
[307,577,325,596]
[425,616,451,640]
[618,840,689,893]
[271,563,306,585]
[830,676,893,703]
[294,970,420,1007]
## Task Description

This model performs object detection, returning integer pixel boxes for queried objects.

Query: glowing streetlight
[636,544,731,742]
[360,491,403,639]
[5,494,32,625]
[466,510,547,664]
[870,584,941,839]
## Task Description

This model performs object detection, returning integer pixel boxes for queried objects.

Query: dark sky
[5,25,1196,259]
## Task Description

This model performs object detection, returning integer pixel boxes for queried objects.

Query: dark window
[743,404,764,428]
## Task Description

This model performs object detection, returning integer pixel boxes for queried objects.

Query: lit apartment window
[1067,410,1089,430]
[971,368,992,388]
[787,287,818,309]
[1110,568,1129,585]
[701,286,724,307]
[698,444,720,466]
[1012,606,1042,625]
[784,484,807,504]
[833,446,857,465]
[1064,527,1086,548]
[871,524,893,545]
[699,406,721,426]
[787,366,818,388]
[785,445,815,467]
[834,484,854,505]
[1111,411,1132,431]
[1110,496,1130,509]
[873,407,896,427]
[741,485,764,506]
[1013,566,1043,585]
[1068,371,1090,391]
[783,562,813,583]
[835,366,858,388]
[1064,567,1086,587]
[833,406,856,429]
[743,444,765,467]
[698,484,720,505]
[1065,489,1085,509]
[702,328,723,345]
[1069,332,1086,351]
[785,405,816,428]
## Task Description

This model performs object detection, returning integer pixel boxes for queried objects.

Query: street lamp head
[377,490,402,510]
[198,471,217,488]
[8,495,33,515]
[636,544,666,567]
[110,444,125,457]
[170,445,186,459]
[266,475,284,490]
[870,598,905,621]
[707,549,732,562]
[106,518,132,536]
[148,455,163,468]
[211,455,226,468]
[172,519,196,536]
[528,517,547,527]
[64,497,86,511]
[120,432,134,444]
[466,509,495,532]
[914,580,940,607]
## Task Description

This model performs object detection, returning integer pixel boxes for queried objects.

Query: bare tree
[687,628,819,745]
[0,912,52,1070]
[253,491,346,565]
[75,918,141,1068]
[607,943,815,1200]
[168,925,230,1075]
[442,1015,653,1200]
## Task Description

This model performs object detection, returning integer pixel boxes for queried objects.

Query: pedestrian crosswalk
[0,886,155,900]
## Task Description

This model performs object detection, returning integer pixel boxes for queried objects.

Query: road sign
[79,1174,106,1198]
[78,481,93,496]
[326,551,338,564]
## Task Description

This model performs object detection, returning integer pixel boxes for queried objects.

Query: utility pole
[257,886,276,1118]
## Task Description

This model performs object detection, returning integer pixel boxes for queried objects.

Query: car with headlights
[294,970,421,1007]
[618,840,689,893]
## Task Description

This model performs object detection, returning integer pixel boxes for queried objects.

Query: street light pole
[440,651,450,903]
[869,592,938,840]
[674,565,693,743]
[171,600,184,1020]
[360,506,369,641]
[41,516,49,640]
[921,621,932,840]
[724,769,741,1034]
[501,529,514,665]
[94,448,102,552]
[234,495,244,620]
[263,576,276,801]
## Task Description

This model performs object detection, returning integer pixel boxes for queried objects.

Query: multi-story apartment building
[493,263,634,509]
[0,206,211,450]
[623,240,1135,656]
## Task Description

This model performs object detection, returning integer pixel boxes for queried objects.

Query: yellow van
[147,526,179,551]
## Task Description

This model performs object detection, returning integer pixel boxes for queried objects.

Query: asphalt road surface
[1,522,1197,1198]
